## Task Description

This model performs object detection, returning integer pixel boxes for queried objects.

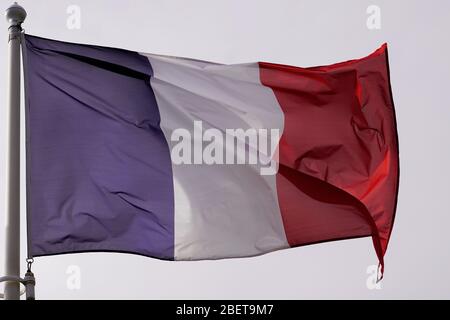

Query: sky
[0,0,450,299]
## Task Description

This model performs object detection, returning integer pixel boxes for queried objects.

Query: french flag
[23,35,399,277]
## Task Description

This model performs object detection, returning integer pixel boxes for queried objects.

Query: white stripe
[141,53,289,260]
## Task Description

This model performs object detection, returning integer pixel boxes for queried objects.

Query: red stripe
[259,44,399,276]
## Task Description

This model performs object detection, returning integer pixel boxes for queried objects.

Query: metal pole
[4,2,26,300]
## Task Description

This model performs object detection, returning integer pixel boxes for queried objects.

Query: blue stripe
[24,35,175,259]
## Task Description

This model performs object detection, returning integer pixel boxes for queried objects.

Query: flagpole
[3,2,26,300]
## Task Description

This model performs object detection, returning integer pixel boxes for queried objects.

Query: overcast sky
[0,0,449,299]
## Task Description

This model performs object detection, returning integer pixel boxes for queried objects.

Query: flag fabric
[23,34,399,275]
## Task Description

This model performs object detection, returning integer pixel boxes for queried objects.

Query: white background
[0,0,449,299]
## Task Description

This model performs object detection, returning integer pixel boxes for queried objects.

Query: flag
[23,34,399,276]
